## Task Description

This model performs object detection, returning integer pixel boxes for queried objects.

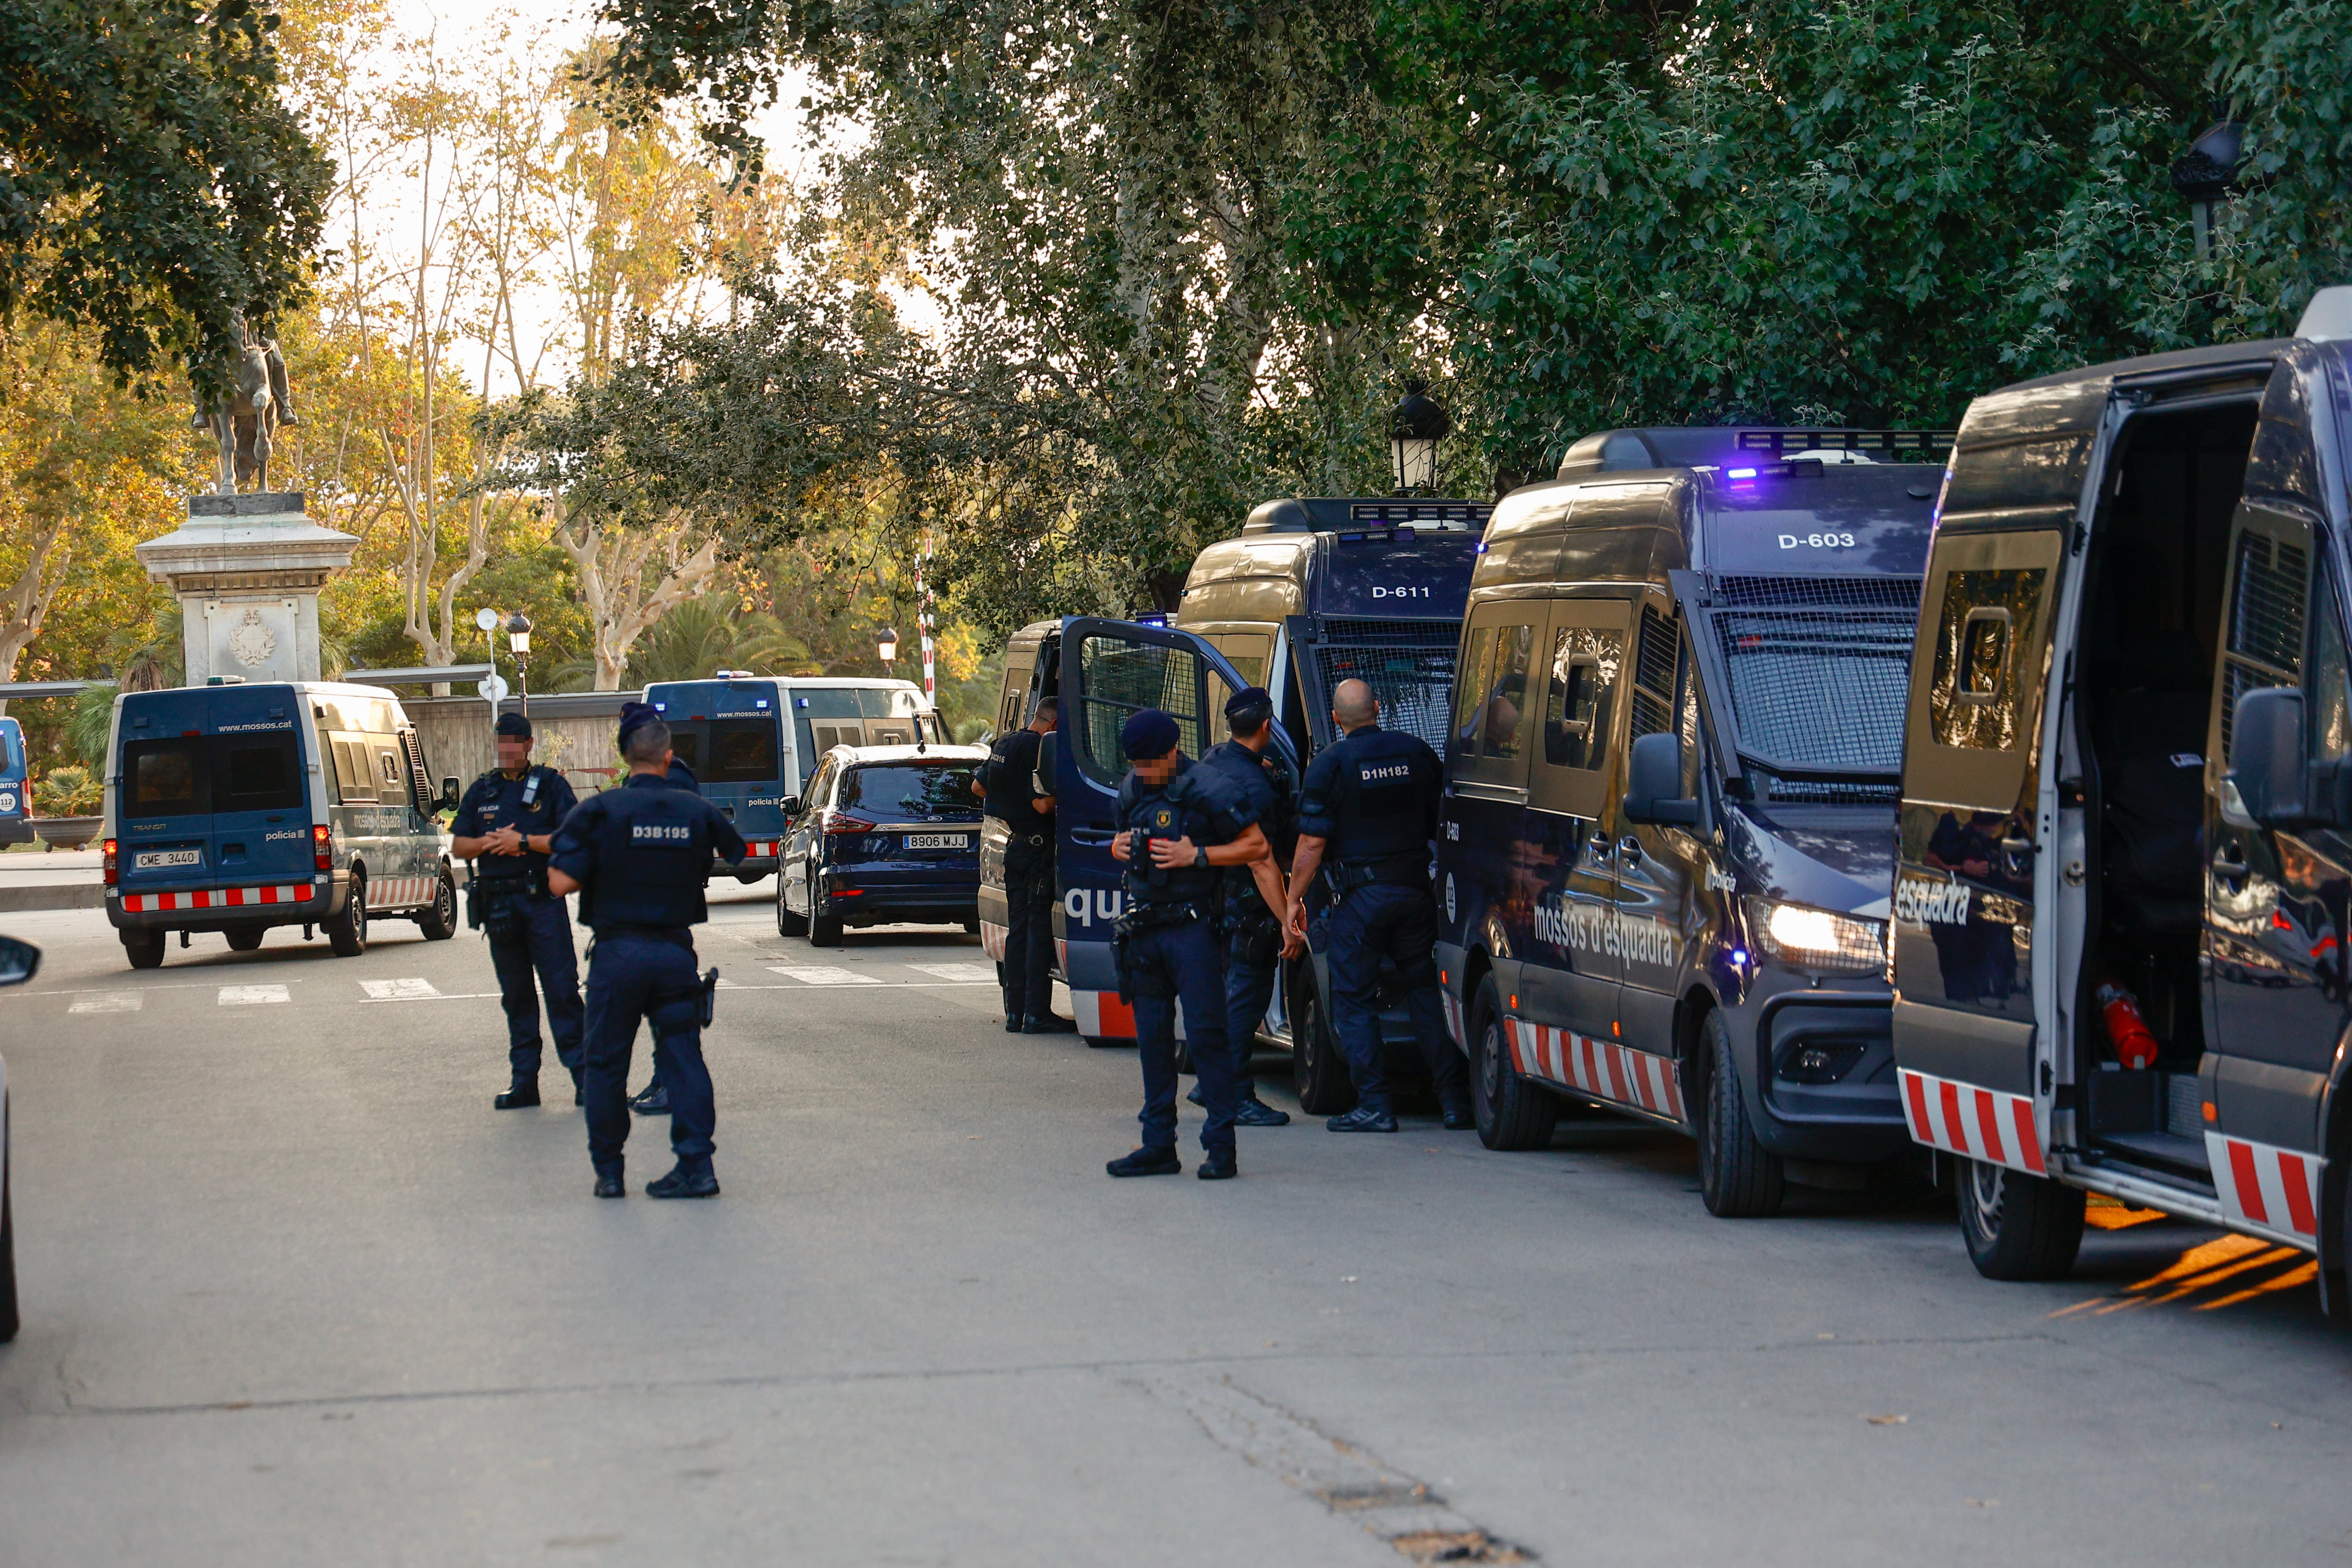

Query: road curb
[0,884,106,913]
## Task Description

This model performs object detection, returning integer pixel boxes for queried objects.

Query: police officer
[626,749,705,1119]
[1104,708,1271,1180]
[1192,687,1298,1127]
[451,712,585,1110]
[1284,678,1472,1133]
[977,695,1072,1034]
[547,703,748,1198]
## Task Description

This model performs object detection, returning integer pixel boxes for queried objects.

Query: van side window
[1926,569,2049,749]
[1479,624,1534,760]
[2313,577,2351,762]
[1630,604,1679,739]
[2220,527,2306,759]
[1452,627,1496,755]
[1543,627,1621,771]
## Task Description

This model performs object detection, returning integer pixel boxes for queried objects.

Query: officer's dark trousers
[1223,955,1279,1088]
[1324,883,1468,1116]
[488,891,584,1077]
[1127,920,1239,1154]
[582,933,714,1176]
[1001,839,1056,1021]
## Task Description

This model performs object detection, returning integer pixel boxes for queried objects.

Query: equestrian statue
[191,315,299,494]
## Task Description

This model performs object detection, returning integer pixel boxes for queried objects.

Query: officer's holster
[1112,899,1201,1003]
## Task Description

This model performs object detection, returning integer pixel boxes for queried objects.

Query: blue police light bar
[653,701,667,712]
[1735,429,1956,455]
[1727,467,1759,480]
[755,699,771,709]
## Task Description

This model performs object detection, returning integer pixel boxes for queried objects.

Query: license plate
[135,849,202,869]
[903,833,969,851]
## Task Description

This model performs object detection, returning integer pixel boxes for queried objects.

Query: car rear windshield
[121,731,306,817]
[1704,576,1920,781]
[837,764,979,818]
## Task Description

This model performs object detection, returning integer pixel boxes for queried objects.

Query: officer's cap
[495,711,533,739]
[1224,686,1275,728]
[617,700,661,747]
[1120,708,1182,761]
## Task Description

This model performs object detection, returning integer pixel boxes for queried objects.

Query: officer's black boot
[1105,1146,1182,1178]
[1440,1095,1476,1131]
[646,1161,720,1199]
[1004,1011,1025,1034]
[593,1165,625,1199]
[1197,1146,1238,1180]
[494,1076,540,1110]
[1023,1014,1078,1034]
[1325,1104,1398,1133]
[629,1081,669,1116]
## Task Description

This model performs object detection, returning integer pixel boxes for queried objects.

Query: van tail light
[824,817,873,835]
[313,823,333,870]
[103,837,118,886]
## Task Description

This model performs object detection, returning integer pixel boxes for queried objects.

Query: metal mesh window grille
[1632,606,1679,739]
[1715,575,1922,610]
[1316,645,1458,755]
[1764,777,1901,804]
[1076,637,1203,785]
[1320,617,1462,647]
[1712,608,1914,772]
[2219,533,2307,758]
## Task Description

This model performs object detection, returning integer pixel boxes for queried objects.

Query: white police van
[103,680,460,968]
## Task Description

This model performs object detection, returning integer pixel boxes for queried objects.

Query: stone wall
[400,692,632,796]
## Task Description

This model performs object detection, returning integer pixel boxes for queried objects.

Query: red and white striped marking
[742,839,779,859]
[1441,989,1465,1050]
[2209,1131,2325,1244]
[119,883,313,913]
[1055,938,1068,975]
[1510,1019,1685,1122]
[1072,988,1136,1040]
[979,919,1008,960]
[367,875,439,909]
[1899,1067,2045,1175]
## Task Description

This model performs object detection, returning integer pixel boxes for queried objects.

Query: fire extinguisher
[2096,979,2160,1069]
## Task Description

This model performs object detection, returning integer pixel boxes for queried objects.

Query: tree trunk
[550,502,720,690]
[0,517,70,712]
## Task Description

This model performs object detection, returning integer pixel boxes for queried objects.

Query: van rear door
[115,686,312,902]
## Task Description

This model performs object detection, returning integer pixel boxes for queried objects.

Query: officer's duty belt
[596,923,695,948]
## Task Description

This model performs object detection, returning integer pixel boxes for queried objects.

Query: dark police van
[1436,428,1946,1215]
[979,496,1489,1057]
[1890,289,2352,1292]
[0,716,25,845]
[102,681,460,968]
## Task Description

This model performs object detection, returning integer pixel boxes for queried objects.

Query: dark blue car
[777,744,988,945]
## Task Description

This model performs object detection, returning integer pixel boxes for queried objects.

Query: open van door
[1051,616,1295,1043]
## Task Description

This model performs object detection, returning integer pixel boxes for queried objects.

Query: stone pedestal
[135,493,358,685]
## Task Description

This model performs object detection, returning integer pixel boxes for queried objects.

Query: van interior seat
[2095,630,2209,944]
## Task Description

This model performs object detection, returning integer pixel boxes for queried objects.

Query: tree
[0,0,332,393]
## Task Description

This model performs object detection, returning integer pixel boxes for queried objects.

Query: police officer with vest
[1285,678,1472,1133]
[625,749,706,1120]
[978,695,1073,1033]
[1104,709,1272,1180]
[547,703,748,1198]
[451,712,585,1110]
[1192,687,1298,1126]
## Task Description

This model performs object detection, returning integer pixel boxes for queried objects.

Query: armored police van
[644,675,948,883]
[1436,427,1947,1215]
[0,716,26,845]
[1890,288,2352,1293]
[102,680,461,968]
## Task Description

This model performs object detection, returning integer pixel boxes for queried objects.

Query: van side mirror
[1621,732,1701,827]
[2229,686,2314,825]
[1035,732,1059,794]
[438,776,461,812]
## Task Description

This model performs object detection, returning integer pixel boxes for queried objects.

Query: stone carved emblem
[228,606,278,668]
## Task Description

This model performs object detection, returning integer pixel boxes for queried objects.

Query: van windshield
[1703,576,1920,782]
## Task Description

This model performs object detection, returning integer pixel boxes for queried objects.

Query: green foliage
[2201,0,2352,333]
[32,762,100,816]
[66,682,114,767]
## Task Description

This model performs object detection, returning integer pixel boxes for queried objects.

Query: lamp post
[2170,112,2249,260]
[877,626,899,670]
[1390,381,1450,494]
[506,611,533,716]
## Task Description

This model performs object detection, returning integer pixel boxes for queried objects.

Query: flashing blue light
[653,702,667,712]
[1474,541,1489,554]
[796,697,810,708]
[755,699,771,709]
[1728,467,1759,480]
[1730,948,1749,966]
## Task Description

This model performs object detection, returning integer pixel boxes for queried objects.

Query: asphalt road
[2,888,2349,1566]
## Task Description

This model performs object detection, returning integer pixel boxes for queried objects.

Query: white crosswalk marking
[359,978,441,1001]
[70,993,143,1014]
[905,963,999,983]
[218,985,289,1006]
[766,965,879,986]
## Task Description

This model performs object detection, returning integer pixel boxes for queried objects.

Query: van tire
[1699,1009,1785,1217]
[415,867,458,940]
[806,870,842,947]
[124,930,165,970]
[225,928,265,953]
[1957,1157,2086,1281]
[326,874,368,957]
[1471,977,1557,1150]
[1291,980,1356,1116]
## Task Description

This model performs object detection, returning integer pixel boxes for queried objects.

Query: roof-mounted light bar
[1736,430,1956,455]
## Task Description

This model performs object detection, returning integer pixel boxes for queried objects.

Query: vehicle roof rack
[1242,496,1494,535]
[1557,426,1957,479]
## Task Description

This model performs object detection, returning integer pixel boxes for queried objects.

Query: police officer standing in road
[1284,678,1472,1133]
[1104,709,1272,1180]
[547,703,748,1198]
[452,712,585,1110]
[1193,687,1299,1127]
[625,747,706,1121]
[977,695,1073,1034]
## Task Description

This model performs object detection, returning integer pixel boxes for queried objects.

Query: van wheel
[1699,1009,1784,1217]
[326,874,368,957]
[415,867,458,940]
[1958,1157,2086,1280]
[1471,977,1557,1150]
[0,1090,16,1343]
[124,930,165,970]
[1291,980,1356,1116]
[776,875,808,937]
[225,928,265,953]
[807,870,842,947]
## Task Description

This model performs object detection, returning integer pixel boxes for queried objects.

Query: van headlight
[1744,897,1888,975]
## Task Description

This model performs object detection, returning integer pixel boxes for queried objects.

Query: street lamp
[506,611,533,714]
[877,626,899,666]
[1390,381,1451,494]
[2170,113,2249,260]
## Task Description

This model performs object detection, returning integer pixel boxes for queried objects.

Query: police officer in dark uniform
[1104,709,1271,1180]
[978,695,1071,1033]
[1285,678,1472,1133]
[1192,687,1298,1126]
[547,703,748,1198]
[451,712,585,1110]
[625,750,706,1119]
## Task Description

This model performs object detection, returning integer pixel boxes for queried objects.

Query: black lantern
[505,612,533,712]
[2170,115,2249,259]
[877,626,900,665]
[1390,381,1451,493]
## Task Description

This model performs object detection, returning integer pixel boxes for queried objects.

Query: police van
[980,496,1488,1060]
[643,674,948,883]
[0,716,26,845]
[102,680,461,968]
[1435,427,1947,1215]
[1890,288,2352,1293]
